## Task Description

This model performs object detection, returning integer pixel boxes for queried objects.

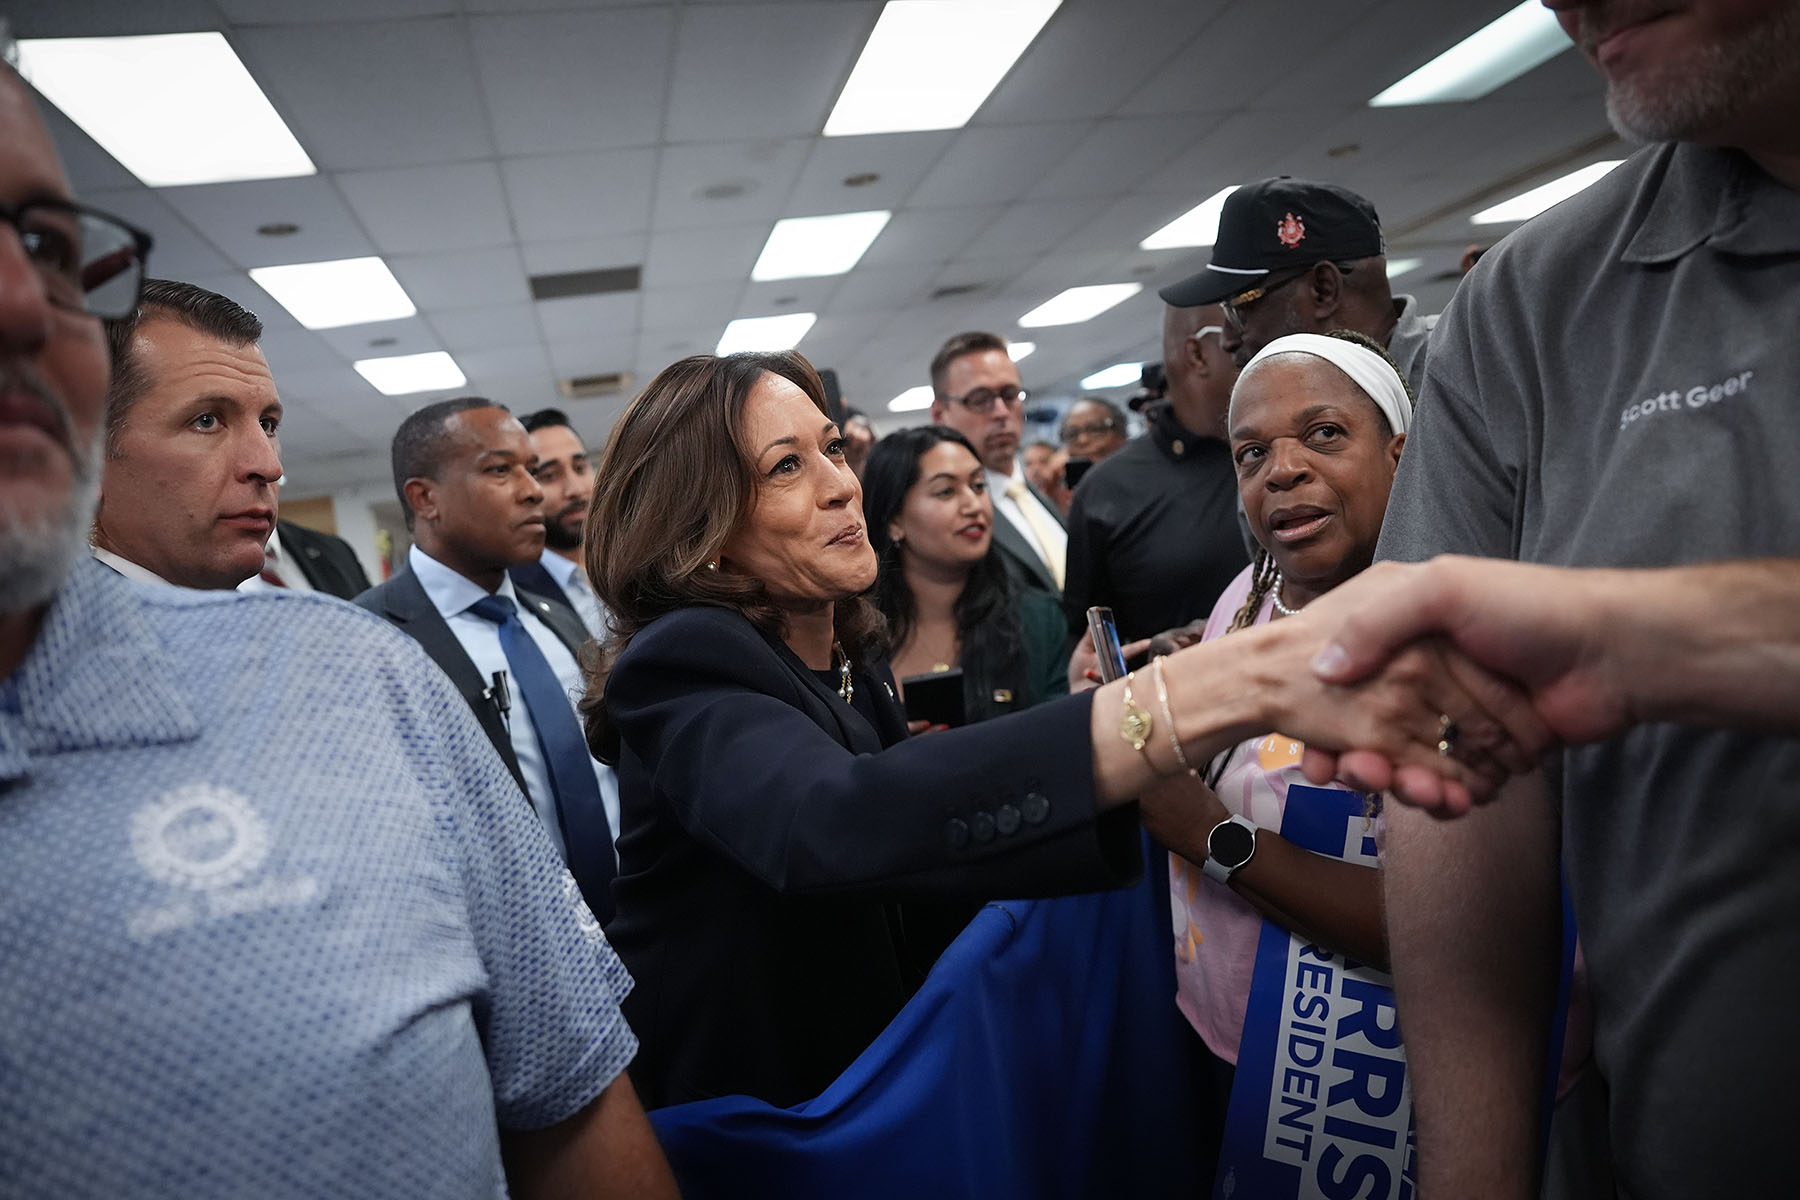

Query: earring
[705,560,718,571]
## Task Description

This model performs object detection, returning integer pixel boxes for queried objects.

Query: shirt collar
[1146,402,1221,459]
[1623,143,1800,263]
[91,545,173,587]
[409,543,521,619]
[538,546,584,590]
[0,557,200,779]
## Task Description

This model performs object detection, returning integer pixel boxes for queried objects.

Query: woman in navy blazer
[581,350,1532,1110]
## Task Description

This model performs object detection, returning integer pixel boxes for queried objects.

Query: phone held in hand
[1086,607,1128,683]
[902,668,966,728]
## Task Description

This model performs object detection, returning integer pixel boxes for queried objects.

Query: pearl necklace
[1270,571,1302,617]
[834,641,854,703]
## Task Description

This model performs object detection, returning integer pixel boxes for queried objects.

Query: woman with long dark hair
[862,425,1068,725]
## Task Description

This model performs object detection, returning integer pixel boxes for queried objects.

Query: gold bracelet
[1151,656,1194,774]
[1118,671,1153,755]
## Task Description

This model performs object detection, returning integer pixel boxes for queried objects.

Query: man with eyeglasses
[928,330,1065,595]
[1058,396,1129,468]
[1159,178,1436,395]
[0,44,673,1200]
[1062,303,1248,643]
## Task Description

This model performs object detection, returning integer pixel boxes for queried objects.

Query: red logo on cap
[1276,212,1306,248]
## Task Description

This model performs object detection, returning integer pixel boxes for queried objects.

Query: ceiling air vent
[558,371,634,399]
[530,266,642,301]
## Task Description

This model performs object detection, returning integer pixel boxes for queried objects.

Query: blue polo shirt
[0,558,635,1197]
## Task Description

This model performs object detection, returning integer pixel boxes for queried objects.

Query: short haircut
[390,396,506,528]
[1068,395,1128,428]
[102,279,263,456]
[929,331,1010,400]
[521,407,573,434]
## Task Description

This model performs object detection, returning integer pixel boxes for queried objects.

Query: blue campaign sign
[1214,785,1417,1200]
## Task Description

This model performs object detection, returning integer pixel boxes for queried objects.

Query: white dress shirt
[237,527,315,594]
[535,547,609,639]
[986,460,1067,568]
[409,545,620,864]
[91,546,171,587]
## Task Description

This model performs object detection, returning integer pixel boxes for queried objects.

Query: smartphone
[901,668,966,728]
[1062,456,1093,491]
[1085,607,1128,683]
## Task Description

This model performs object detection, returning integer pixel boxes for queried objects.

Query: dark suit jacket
[601,605,1139,1109]
[990,477,1065,596]
[353,567,589,795]
[509,558,578,623]
[277,519,371,600]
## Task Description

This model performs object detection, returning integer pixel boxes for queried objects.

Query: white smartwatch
[1202,814,1259,884]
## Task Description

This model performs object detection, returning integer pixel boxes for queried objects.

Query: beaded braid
[1228,546,1280,633]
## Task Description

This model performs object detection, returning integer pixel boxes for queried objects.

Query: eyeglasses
[945,384,1027,414]
[0,199,154,320]
[1060,418,1121,442]
[1221,261,1358,332]
[1189,325,1224,343]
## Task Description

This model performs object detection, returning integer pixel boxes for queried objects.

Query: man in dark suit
[355,397,618,920]
[267,518,371,599]
[927,331,1063,596]
[509,408,605,638]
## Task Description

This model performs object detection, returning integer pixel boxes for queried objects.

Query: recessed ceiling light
[256,222,300,237]
[888,385,935,413]
[250,257,417,330]
[1139,186,1240,251]
[1369,1,1571,107]
[824,0,1062,136]
[843,172,881,188]
[1080,362,1143,390]
[1385,257,1424,280]
[752,211,892,281]
[354,351,466,397]
[716,313,818,355]
[1007,341,1036,362]
[17,32,315,187]
[1018,284,1141,328]
[1471,161,1624,225]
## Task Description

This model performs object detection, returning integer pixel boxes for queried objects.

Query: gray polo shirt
[1377,141,1800,1200]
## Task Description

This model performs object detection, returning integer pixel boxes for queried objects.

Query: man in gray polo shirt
[1358,1,1800,1197]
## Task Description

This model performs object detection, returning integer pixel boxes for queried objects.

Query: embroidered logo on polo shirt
[1618,370,1754,431]
[126,784,322,941]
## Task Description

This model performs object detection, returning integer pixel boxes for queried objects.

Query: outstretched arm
[502,1073,681,1200]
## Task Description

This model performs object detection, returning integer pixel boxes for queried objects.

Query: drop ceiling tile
[30,100,139,193]
[502,149,658,241]
[471,7,676,155]
[8,0,220,38]
[964,198,1113,261]
[784,131,956,216]
[317,316,445,362]
[235,19,493,171]
[156,176,374,270]
[388,246,532,311]
[826,263,939,315]
[636,326,711,370]
[639,283,740,333]
[665,2,879,142]
[218,0,457,21]
[338,161,513,254]
[650,138,812,232]
[856,205,996,269]
[535,293,641,345]
[456,345,554,381]
[80,188,237,281]
[182,271,302,334]
[519,234,650,276]
[547,333,639,378]
[735,274,839,319]
[643,223,764,287]
[428,305,545,354]
[908,123,1095,209]
[274,366,381,411]
[1033,116,1211,201]
[258,330,348,378]
[1120,0,1373,117]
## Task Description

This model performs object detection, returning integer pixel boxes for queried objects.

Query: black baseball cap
[1158,177,1386,308]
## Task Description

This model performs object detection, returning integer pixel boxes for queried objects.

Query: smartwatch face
[1209,819,1256,869]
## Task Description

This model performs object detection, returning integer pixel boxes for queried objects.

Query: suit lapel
[763,631,884,755]
[990,515,1057,593]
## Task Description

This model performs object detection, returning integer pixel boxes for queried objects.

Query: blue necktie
[469,593,616,923]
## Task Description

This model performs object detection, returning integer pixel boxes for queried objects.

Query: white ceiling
[14,0,1616,495]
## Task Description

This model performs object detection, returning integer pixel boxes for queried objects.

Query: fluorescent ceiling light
[1080,362,1143,390]
[1370,2,1570,106]
[1139,186,1239,250]
[17,33,315,187]
[1007,341,1036,362]
[824,0,1062,136]
[250,257,417,330]
[1471,161,1624,224]
[717,313,818,356]
[752,210,892,281]
[888,385,935,413]
[354,352,466,397]
[1386,257,1424,280]
[1018,283,1141,328]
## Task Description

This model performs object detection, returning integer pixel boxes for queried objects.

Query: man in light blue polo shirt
[0,47,674,1198]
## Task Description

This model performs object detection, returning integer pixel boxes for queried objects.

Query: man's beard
[0,415,102,615]
[1594,4,1800,143]
[544,507,585,553]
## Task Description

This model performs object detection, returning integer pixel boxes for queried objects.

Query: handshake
[1099,555,1796,816]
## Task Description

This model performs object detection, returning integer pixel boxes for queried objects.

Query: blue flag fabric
[648,830,1202,1199]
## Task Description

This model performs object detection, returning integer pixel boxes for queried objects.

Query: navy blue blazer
[601,605,1139,1109]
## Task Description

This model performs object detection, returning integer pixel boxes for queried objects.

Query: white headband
[1232,333,1413,436]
